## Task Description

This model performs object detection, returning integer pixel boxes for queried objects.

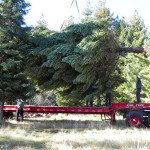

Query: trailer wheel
[126,111,143,128]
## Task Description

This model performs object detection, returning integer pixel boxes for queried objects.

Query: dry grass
[0,114,150,150]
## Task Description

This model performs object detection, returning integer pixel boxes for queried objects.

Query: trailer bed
[3,103,150,125]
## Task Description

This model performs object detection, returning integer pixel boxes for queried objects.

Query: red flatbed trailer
[3,103,150,127]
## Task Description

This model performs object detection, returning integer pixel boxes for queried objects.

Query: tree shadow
[24,118,127,131]
[0,136,45,150]
[5,115,128,131]
[55,139,122,149]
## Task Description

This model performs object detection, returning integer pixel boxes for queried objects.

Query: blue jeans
[85,94,93,107]
[16,108,24,121]
[136,88,141,103]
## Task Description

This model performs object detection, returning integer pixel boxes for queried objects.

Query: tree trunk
[0,98,4,125]
[116,47,145,53]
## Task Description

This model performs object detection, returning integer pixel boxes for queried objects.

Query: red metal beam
[4,103,150,123]
[3,105,110,114]
[4,103,150,113]
[111,103,150,109]
[4,103,150,114]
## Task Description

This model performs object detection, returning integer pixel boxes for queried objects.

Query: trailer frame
[3,102,150,127]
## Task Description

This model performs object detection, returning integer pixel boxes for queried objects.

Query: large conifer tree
[27,3,147,106]
[0,0,32,122]
[27,6,124,102]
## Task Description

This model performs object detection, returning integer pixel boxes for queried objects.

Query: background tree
[60,15,75,30]
[115,11,149,103]
[0,0,34,122]
[37,14,48,28]
[82,1,93,20]
[30,91,56,106]
[26,15,57,106]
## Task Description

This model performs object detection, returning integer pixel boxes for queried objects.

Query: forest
[0,0,150,120]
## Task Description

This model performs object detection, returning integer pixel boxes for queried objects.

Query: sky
[24,0,150,31]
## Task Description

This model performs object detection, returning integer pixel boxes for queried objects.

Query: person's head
[136,75,141,83]
[137,75,140,79]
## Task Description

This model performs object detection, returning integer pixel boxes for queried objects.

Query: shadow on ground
[0,136,45,150]
[5,116,127,131]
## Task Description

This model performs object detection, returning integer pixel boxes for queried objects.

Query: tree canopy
[115,11,149,103]
[0,0,34,103]
[27,6,148,103]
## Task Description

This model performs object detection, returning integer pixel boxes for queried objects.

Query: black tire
[126,111,143,128]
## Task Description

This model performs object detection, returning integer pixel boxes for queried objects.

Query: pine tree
[115,11,149,103]
[28,6,121,102]
[82,1,93,18]
[0,0,32,122]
